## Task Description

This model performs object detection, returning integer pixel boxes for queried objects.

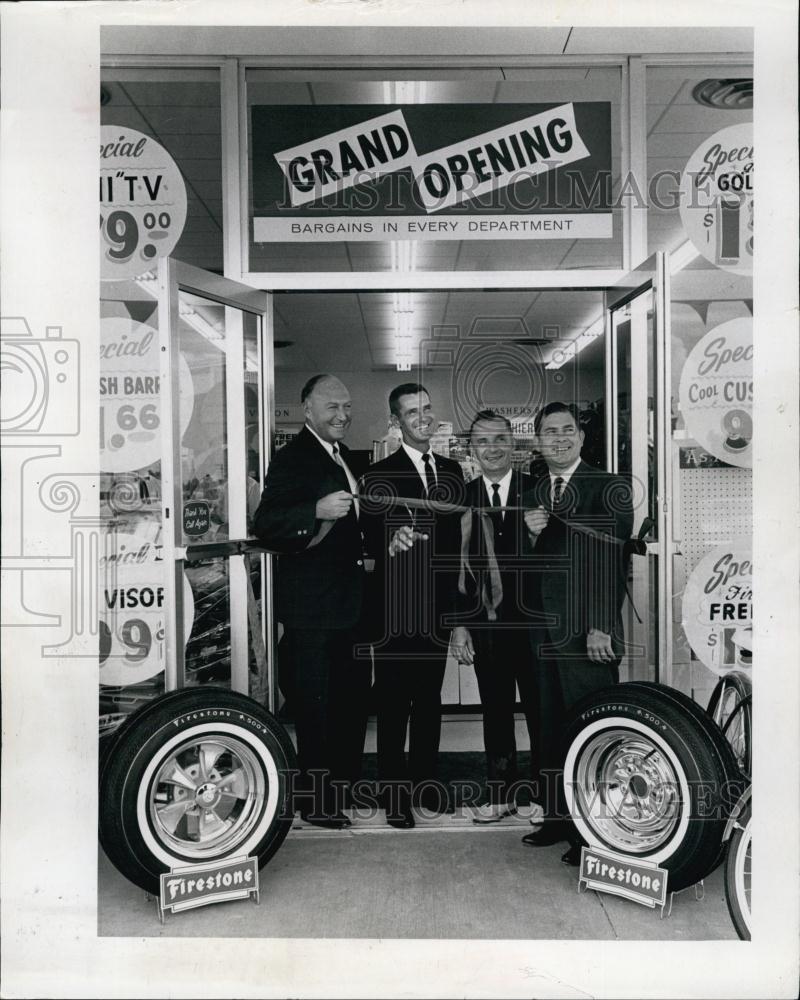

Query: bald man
[254,374,371,829]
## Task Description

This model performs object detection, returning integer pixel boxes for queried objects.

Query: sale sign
[100,317,193,474]
[98,530,195,687]
[679,123,753,274]
[678,318,752,468]
[100,126,188,280]
[252,103,612,242]
[681,538,752,675]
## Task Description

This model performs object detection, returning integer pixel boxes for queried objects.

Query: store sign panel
[252,103,612,242]
[679,123,753,275]
[681,538,752,675]
[100,126,188,280]
[678,318,752,468]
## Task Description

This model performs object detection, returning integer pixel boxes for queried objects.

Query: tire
[722,696,752,779]
[725,793,752,940]
[99,687,297,894]
[706,672,750,728]
[563,682,741,892]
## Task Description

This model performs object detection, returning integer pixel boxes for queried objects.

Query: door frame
[157,257,275,702]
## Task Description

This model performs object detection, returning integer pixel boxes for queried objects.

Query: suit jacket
[252,427,365,630]
[523,460,633,659]
[453,470,532,626]
[360,445,465,650]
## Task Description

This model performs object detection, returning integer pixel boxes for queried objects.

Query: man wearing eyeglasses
[521,401,633,864]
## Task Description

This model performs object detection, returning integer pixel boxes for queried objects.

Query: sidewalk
[98,813,736,940]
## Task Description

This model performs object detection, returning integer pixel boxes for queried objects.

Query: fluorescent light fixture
[393,291,415,371]
[383,81,428,104]
[545,314,605,370]
[390,240,418,272]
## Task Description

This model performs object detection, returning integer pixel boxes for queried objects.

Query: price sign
[100,126,188,280]
[678,318,752,468]
[100,317,193,474]
[681,538,752,675]
[99,531,195,687]
[679,123,753,275]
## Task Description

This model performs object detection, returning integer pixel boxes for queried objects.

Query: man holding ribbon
[450,410,538,823]
[253,374,371,829]
[360,383,465,829]
[520,401,633,864]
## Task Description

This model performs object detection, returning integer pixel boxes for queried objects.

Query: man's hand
[524,506,549,539]
[315,490,353,520]
[587,628,615,663]
[451,626,475,665]
[388,524,429,557]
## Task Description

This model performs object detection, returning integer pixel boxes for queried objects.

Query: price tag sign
[679,123,753,275]
[100,126,188,280]
[678,318,752,468]
[100,317,193,474]
[98,530,195,687]
[681,538,752,675]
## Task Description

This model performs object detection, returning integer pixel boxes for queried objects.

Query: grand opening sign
[252,103,612,242]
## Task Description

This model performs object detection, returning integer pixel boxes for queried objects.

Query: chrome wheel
[574,728,681,854]
[148,736,267,859]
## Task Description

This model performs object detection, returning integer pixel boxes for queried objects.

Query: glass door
[606,253,669,684]
[156,259,273,703]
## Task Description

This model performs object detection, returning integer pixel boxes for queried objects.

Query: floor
[97,812,736,940]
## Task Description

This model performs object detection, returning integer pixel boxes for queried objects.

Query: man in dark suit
[521,401,633,863]
[450,411,537,823]
[360,383,464,828]
[253,374,371,829]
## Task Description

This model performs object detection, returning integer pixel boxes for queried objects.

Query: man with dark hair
[521,400,633,863]
[360,383,464,828]
[451,410,538,822]
[253,374,370,829]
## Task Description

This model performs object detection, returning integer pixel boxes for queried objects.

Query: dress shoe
[521,822,569,847]
[298,810,352,830]
[561,843,582,867]
[386,806,415,829]
[472,802,518,824]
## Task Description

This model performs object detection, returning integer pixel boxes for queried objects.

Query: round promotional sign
[678,318,752,467]
[99,531,195,687]
[681,538,752,676]
[679,123,753,274]
[100,317,194,474]
[100,126,188,280]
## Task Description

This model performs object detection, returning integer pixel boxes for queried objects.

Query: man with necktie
[360,383,464,828]
[450,411,538,823]
[253,374,370,829]
[521,402,633,864]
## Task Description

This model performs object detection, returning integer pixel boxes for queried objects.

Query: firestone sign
[252,102,612,242]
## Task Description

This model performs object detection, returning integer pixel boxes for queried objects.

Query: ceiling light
[691,79,752,110]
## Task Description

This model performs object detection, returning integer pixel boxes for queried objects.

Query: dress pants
[530,635,619,821]
[471,624,537,805]
[375,637,447,796]
[278,627,371,816]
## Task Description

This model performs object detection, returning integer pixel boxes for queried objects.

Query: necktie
[490,482,504,523]
[552,476,566,511]
[421,452,436,496]
[332,444,359,518]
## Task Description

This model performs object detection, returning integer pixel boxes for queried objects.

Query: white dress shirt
[401,441,437,490]
[306,423,359,516]
[482,468,513,519]
[549,456,581,504]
